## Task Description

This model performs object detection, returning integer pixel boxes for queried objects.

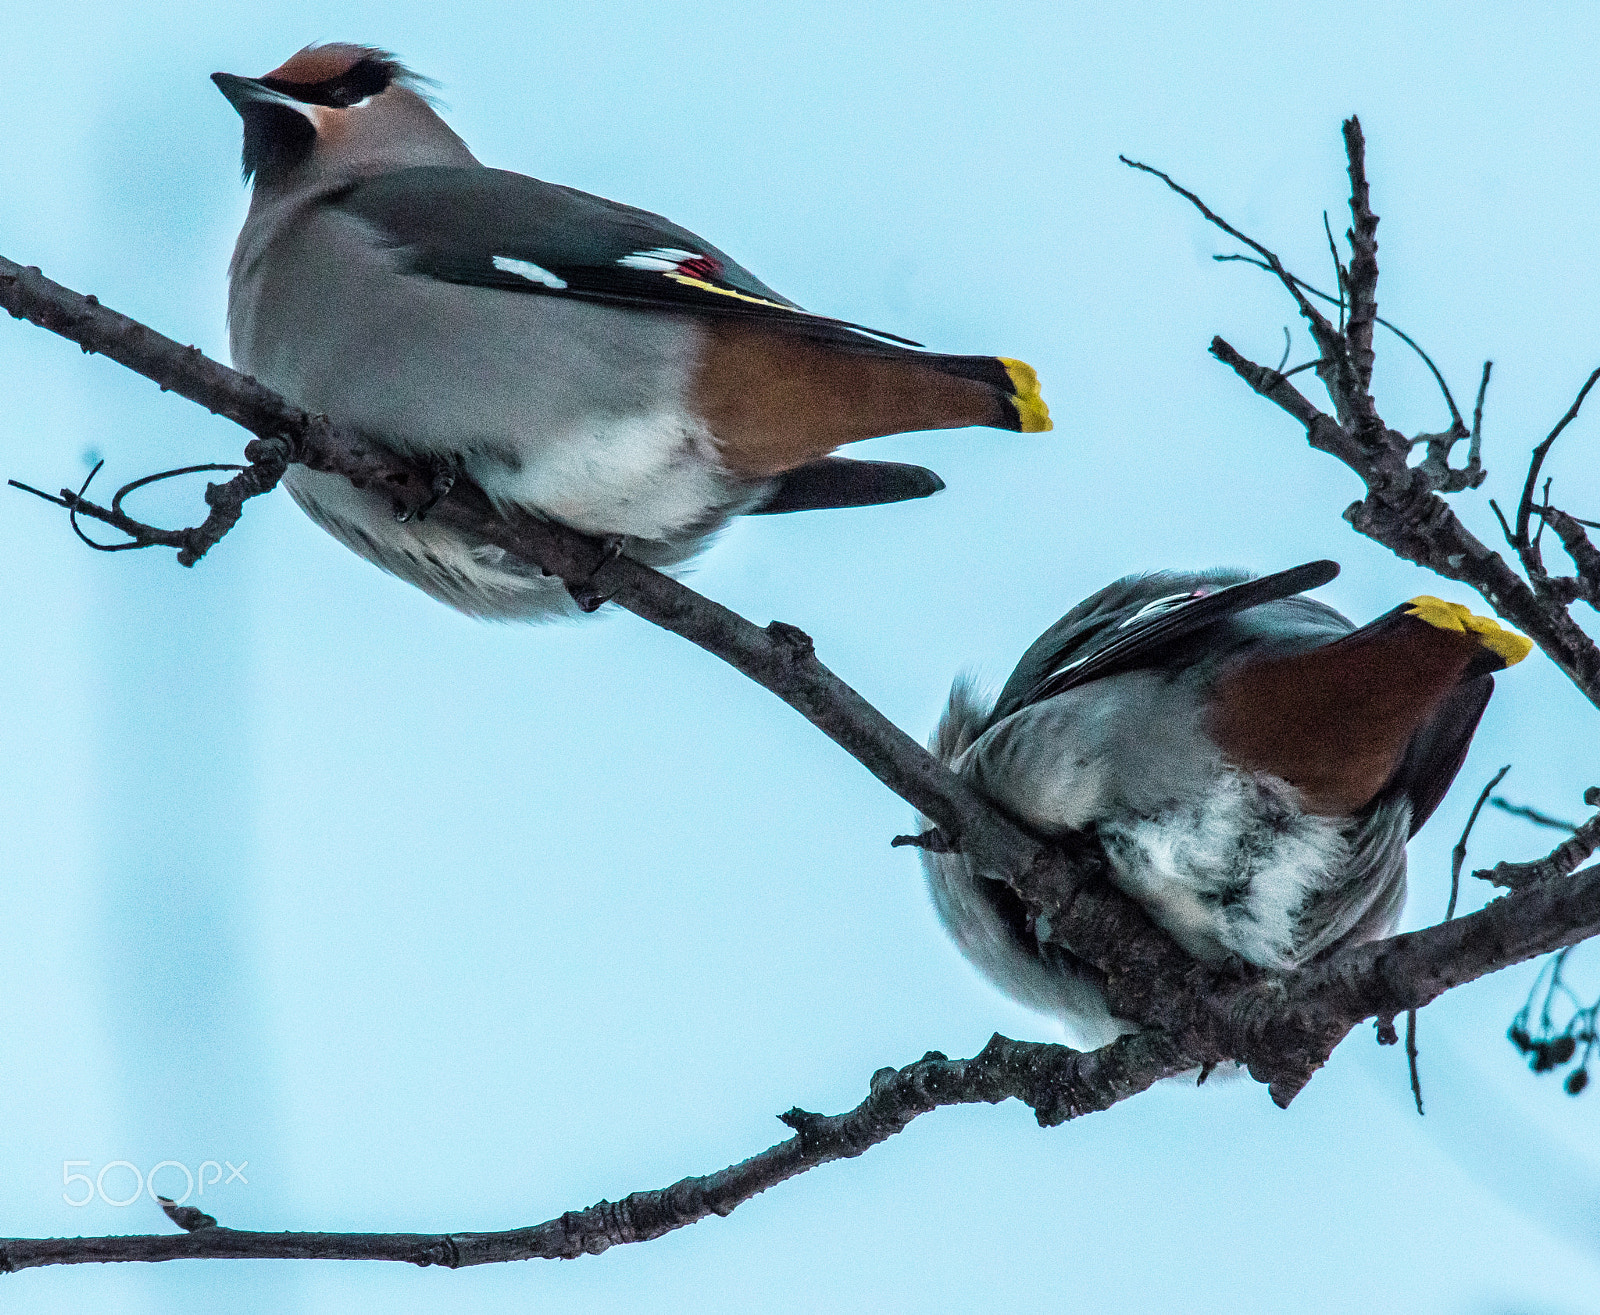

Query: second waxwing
[921,560,1531,1048]
[212,44,1052,620]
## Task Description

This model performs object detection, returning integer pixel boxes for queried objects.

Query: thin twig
[1477,789,1600,890]
[1405,1008,1423,1116]
[1449,765,1511,920]
[1214,254,1463,435]
[1322,210,1347,333]
[1119,155,1342,363]
[1340,117,1380,411]
[10,459,259,561]
[1512,367,1600,573]
[1410,763,1511,1116]
[1491,797,1581,833]
[1531,505,1600,609]
[1468,361,1492,470]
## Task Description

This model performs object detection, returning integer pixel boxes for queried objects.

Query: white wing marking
[492,255,568,289]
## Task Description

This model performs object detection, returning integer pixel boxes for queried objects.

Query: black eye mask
[259,56,393,108]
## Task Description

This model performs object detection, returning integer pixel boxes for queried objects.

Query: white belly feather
[229,196,765,619]
[921,675,1404,1040]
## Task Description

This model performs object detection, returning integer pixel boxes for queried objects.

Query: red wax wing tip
[678,255,722,280]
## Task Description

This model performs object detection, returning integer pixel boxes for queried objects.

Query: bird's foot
[565,535,627,613]
[392,455,463,524]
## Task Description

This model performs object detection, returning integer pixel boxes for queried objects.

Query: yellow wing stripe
[1405,596,1533,665]
[999,357,1052,433]
[665,272,798,312]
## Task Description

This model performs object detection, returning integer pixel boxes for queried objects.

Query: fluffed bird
[212,44,1051,619]
[921,560,1531,1048]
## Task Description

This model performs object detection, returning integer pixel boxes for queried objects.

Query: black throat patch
[240,104,315,186]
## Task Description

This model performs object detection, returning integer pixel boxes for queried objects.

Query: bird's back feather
[332,165,914,342]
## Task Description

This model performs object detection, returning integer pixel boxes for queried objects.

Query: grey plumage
[216,44,1032,620]
[922,565,1493,1048]
[227,122,761,620]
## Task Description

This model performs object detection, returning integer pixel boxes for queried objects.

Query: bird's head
[213,44,474,191]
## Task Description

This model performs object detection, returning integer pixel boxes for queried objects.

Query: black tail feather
[752,458,946,514]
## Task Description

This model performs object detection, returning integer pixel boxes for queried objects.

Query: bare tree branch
[1408,764,1511,1115]
[1490,796,1580,832]
[1129,121,1600,707]
[0,1032,1185,1272]
[1405,1008,1423,1116]
[1449,766,1512,921]
[1477,789,1600,890]
[1211,306,1600,707]
[1339,117,1380,415]
[0,252,1300,1095]
[8,457,282,564]
[1210,252,1474,463]
[1532,503,1600,610]
[12,250,1600,1102]
[1117,155,1344,382]
[12,835,1600,1277]
[1512,368,1600,577]
[9,111,1600,1268]
[1125,115,1600,1096]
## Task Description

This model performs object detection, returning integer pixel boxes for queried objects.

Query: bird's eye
[331,59,392,106]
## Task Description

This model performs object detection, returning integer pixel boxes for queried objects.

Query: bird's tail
[697,323,1053,477]
[931,675,994,765]
[911,353,1053,434]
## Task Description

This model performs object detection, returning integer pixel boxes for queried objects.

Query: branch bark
[1124,120,1600,709]
[0,1031,1187,1272]
[8,111,1600,1270]
[1477,789,1600,890]
[0,253,1233,1080]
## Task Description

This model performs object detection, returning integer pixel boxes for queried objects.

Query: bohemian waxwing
[213,44,1052,619]
[921,560,1531,1048]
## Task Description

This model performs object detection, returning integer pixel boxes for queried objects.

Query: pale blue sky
[4,3,1600,1311]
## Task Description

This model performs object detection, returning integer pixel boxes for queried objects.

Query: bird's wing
[992,560,1341,721]
[1372,673,1494,837]
[1205,597,1523,827]
[1266,596,1523,833]
[749,458,945,514]
[333,165,920,345]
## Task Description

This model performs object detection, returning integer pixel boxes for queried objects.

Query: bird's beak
[211,72,312,119]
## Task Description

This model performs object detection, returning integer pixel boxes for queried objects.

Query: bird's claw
[415,460,460,522]
[565,535,627,612]
[392,455,462,524]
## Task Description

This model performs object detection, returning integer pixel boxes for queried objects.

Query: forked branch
[8,115,1600,1270]
[1127,119,1600,708]
[0,1031,1184,1272]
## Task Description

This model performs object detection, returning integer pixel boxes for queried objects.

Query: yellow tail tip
[1404,596,1533,665]
[999,357,1053,433]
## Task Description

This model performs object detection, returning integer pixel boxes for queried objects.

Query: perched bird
[921,560,1531,1048]
[212,44,1050,619]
